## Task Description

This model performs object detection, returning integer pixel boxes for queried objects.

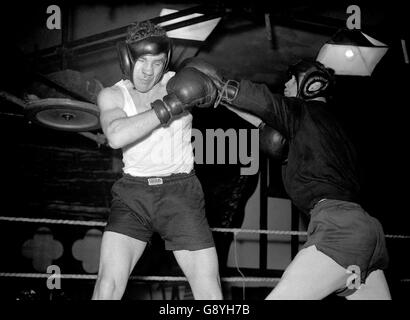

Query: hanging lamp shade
[159,8,221,41]
[316,29,388,76]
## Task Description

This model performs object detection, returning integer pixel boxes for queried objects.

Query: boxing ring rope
[1,215,409,296]
[1,216,409,239]
[0,273,408,284]
[0,272,280,284]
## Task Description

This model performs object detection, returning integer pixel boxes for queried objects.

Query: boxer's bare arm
[98,87,161,149]
[223,104,263,127]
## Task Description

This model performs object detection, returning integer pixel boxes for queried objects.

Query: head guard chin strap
[116,35,172,85]
[287,60,334,100]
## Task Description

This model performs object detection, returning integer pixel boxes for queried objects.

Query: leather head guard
[287,59,334,100]
[117,26,172,84]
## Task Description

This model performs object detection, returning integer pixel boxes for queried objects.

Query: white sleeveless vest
[115,72,194,177]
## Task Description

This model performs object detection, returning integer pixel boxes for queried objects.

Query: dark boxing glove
[179,57,239,105]
[151,67,218,124]
[259,122,288,160]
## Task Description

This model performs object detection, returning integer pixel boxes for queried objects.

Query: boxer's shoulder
[160,71,176,86]
[97,85,124,110]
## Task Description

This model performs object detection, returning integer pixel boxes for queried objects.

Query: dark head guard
[117,23,172,83]
[287,59,335,100]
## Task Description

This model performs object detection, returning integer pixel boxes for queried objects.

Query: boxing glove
[179,57,239,104]
[151,67,217,124]
[259,122,288,159]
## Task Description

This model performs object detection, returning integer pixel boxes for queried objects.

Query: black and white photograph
[0,0,408,309]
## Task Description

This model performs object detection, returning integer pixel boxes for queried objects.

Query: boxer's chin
[134,80,154,93]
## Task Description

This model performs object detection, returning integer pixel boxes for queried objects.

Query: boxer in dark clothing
[181,58,390,299]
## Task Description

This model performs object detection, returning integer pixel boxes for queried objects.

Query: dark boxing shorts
[303,199,389,294]
[105,171,215,251]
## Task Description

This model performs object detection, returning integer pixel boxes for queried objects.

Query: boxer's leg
[173,247,222,300]
[94,177,153,299]
[346,269,391,300]
[158,174,221,299]
[92,231,147,300]
[266,245,348,300]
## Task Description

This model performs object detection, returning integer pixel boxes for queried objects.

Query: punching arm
[180,57,302,139]
[223,105,263,128]
[225,104,288,159]
[230,80,302,140]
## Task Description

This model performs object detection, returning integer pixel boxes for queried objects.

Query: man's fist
[151,67,217,124]
[166,67,217,108]
[259,122,287,159]
[179,57,239,103]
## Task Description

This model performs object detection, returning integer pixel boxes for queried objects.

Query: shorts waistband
[310,198,361,215]
[122,170,196,185]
